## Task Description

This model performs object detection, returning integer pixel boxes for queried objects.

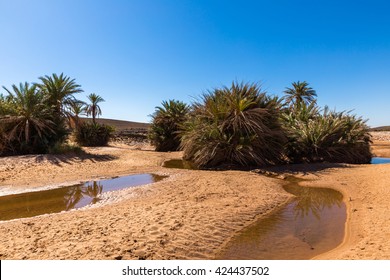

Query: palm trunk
[25,119,30,144]
[92,106,96,124]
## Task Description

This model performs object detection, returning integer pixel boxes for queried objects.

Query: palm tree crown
[283,81,317,106]
[37,73,83,116]
[149,99,189,151]
[1,82,54,152]
[181,82,286,168]
[86,93,105,124]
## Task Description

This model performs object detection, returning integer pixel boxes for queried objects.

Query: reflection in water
[83,182,103,204]
[162,159,198,169]
[216,177,346,260]
[63,182,103,210]
[64,185,84,211]
[0,174,166,221]
[284,181,343,220]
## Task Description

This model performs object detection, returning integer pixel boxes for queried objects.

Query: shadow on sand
[34,151,118,166]
[256,162,351,176]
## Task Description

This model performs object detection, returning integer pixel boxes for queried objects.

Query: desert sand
[0,132,389,260]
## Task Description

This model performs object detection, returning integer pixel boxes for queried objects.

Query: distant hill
[80,117,150,131]
[369,126,390,132]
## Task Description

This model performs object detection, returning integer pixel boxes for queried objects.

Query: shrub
[75,122,114,146]
[180,82,286,168]
[283,103,372,164]
[148,99,189,151]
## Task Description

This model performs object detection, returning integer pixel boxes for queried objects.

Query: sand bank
[0,144,291,259]
[0,139,389,259]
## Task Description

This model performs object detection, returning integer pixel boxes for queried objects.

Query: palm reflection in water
[215,177,346,260]
[63,181,103,210]
[283,182,343,220]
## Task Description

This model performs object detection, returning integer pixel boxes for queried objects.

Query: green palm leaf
[1,82,55,154]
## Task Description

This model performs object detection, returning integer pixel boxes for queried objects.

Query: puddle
[0,174,166,221]
[162,160,347,259]
[371,157,390,164]
[215,177,346,260]
[162,159,198,169]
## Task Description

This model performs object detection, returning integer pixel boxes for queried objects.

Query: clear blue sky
[1,0,389,127]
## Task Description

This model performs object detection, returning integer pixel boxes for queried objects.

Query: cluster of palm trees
[149,81,372,168]
[0,73,106,155]
[181,82,286,167]
[67,93,105,129]
[281,82,371,164]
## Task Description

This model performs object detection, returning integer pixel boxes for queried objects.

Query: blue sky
[1,0,389,126]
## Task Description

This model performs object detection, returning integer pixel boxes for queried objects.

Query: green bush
[180,82,287,168]
[283,103,372,164]
[75,122,114,146]
[148,99,189,151]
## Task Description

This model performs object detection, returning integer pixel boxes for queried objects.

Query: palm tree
[282,103,372,164]
[283,81,317,107]
[36,73,84,144]
[66,99,86,130]
[181,81,286,168]
[85,93,105,124]
[149,99,189,151]
[1,82,54,154]
[37,73,83,116]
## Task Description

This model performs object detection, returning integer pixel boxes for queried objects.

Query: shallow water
[215,178,346,260]
[371,157,390,164]
[0,174,166,221]
[162,159,197,169]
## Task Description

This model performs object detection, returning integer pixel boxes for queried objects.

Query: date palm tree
[66,99,86,130]
[283,81,317,107]
[37,73,84,144]
[149,99,189,151]
[86,93,105,124]
[37,73,83,117]
[1,82,54,154]
[282,103,372,164]
[181,81,286,168]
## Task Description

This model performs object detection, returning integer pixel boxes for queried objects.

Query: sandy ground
[0,132,389,260]
[0,143,291,259]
